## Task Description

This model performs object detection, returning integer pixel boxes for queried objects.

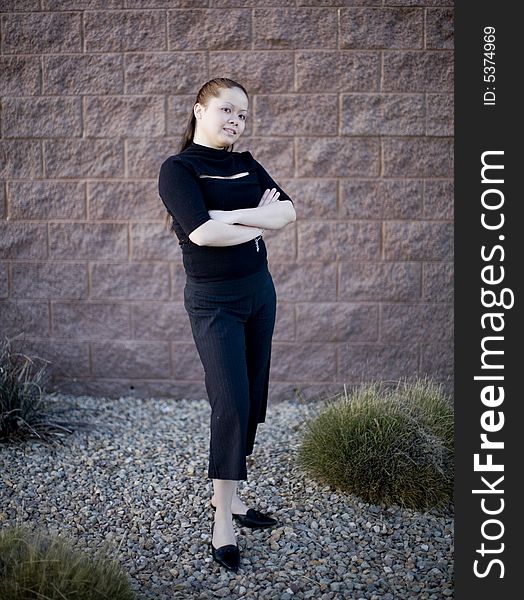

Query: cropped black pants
[183,265,277,481]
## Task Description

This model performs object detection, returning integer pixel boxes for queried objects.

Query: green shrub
[0,336,89,444]
[296,376,454,511]
[0,524,140,600]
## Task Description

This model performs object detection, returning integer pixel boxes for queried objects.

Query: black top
[158,141,294,282]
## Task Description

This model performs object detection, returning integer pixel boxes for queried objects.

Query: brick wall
[0,1,454,401]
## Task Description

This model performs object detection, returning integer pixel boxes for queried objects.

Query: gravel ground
[0,394,454,599]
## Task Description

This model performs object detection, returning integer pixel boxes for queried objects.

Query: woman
[158,78,296,572]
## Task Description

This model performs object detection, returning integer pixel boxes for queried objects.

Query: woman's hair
[164,77,249,232]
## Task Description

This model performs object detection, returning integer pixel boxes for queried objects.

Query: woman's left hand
[208,209,236,224]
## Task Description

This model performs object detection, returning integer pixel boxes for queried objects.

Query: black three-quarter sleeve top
[158,141,294,283]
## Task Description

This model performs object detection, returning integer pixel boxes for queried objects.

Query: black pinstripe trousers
[183,265,277,481]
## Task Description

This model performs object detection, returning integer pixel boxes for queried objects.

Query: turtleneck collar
[187,141,231,155]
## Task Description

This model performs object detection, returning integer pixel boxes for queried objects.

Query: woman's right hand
[258,188,280,207]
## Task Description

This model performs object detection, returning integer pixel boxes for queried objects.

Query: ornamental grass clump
[0,524,140,600]
[0,336,89,444]
[296,376,454,511]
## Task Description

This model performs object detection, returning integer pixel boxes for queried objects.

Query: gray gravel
[0,394,454,599]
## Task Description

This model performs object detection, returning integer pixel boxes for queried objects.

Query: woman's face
[193,87,249,149]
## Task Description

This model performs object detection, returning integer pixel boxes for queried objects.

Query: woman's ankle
[214,505,233,518]
[211,493,238,507]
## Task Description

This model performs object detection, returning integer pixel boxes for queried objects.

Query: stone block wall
[0,1,454,401]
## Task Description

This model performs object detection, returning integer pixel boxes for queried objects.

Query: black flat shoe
[210,522,240,572]
[211,502,278,529]
[233,507,278,529]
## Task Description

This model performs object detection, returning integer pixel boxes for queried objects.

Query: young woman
[158,78,296,571]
